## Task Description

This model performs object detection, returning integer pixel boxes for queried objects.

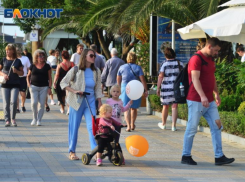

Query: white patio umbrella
[177,1,245,44]
[219,0,245,7]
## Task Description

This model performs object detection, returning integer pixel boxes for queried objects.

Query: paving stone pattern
[0,94,244,182]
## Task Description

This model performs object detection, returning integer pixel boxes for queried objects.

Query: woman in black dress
[53,50,74,114]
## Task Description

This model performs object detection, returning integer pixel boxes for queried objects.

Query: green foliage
[238,101,245,115]
[215,60,241,94]
[0,39,8,60]
[148,94,162,112]
[218,95,243,111]
[136,42,149,76]
[177,104,188,121]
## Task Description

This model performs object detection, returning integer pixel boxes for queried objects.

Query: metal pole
[172,20,175,51]
[149,14,153,76]
[3,16,4,43]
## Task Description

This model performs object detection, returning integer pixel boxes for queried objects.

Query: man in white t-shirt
[70,44,84,65]
[237,46,245,63]
[47,49,57,105]
[16,47,31,113]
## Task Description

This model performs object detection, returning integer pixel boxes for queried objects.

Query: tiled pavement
[0,93,245,182]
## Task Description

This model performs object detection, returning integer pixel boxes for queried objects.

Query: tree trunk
[96,29,111,59]
[121,38,139,61]
[32,29,43,55]
[219,41,234,63]
[81,34,91,48]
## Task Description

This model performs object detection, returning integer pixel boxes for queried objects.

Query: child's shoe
[96,158,102,166]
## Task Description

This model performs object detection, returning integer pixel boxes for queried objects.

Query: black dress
[56,64,73,106]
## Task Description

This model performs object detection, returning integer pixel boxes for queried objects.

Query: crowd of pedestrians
[0,38,235,166]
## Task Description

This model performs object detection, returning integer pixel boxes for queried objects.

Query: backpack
[173,54,208,104]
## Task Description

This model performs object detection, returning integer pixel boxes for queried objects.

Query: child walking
[106,84,132,131]
[96,104,125,166]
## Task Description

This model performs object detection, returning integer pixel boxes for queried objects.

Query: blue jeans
[68,96,97,153]
[182,100,223,158]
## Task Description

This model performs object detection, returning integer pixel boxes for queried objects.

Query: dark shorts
[19,77,27,92]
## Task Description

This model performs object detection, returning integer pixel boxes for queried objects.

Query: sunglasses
[88,54,96,58]
[38,55,45,58]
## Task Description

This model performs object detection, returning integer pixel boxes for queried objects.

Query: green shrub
[220,111,245,137]
[148,94,162,112]
[218,95,243,111]
[238,101,245,115]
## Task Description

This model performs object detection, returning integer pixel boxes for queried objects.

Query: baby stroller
[80,92,125,166]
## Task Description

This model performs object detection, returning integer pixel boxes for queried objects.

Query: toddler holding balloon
[96,104,126,166]
[106,84,133,127]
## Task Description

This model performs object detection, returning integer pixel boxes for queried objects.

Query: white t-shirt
[19,56,31,77]
[241,54,245,63]
[47,55,57,66]
[70,53,81,65]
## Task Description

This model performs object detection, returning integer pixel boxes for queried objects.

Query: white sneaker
[172,127,177,131]
[60,108,65,114]
[158,123,166,130]
[57,101,60,106]
[36,121,41,126]
[31,120,36,126]
[50,100,56,105]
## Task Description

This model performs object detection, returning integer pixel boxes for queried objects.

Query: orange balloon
[125,135,149,157]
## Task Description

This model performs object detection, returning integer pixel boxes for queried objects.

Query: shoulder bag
[0,59,16,84]
[128,64,140,81]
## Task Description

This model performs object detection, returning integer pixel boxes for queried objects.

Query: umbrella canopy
[177,6,245,44]
[219,0,245,7]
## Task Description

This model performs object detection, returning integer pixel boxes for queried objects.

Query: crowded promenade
[0,95,245,182]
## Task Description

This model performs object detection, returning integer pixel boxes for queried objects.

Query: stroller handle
[76,92,90,96]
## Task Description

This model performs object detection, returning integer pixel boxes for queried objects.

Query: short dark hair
[164,47,176,59]
[237,46,244,52]
[206,37,221,47]
[90,44,97,51]
[61,50,69,59]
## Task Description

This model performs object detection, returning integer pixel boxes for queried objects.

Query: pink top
[97,117,121,138]
[106,98,131,123]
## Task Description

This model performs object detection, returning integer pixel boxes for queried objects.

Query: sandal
[131,124,136,131]
[5,121,10,127]
[125,129,131,132]
[69,153,79,160]
[46,105,50,112]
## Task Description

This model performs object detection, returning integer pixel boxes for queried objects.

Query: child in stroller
[82,104,126,166]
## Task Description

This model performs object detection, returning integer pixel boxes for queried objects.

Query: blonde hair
[127,52,137,63]
[33,49,47,65]
[110,84,121,95]
[99,104,112,117]
[5,44,17,59]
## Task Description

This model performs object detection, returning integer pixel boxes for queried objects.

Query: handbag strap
[128,64,139,79]
[7,59,16,76]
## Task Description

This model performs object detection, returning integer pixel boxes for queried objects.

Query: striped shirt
[159,59,183,105]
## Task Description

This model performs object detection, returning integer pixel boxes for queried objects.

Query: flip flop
[125,129,131,132]
[131,124,136,130]
[69,153,79,160]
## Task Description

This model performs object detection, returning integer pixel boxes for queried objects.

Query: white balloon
[126,80,144,100]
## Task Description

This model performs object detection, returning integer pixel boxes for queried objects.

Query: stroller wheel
[112,151,123,166]
[81,153,91,165]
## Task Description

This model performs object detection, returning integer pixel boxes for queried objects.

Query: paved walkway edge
[153,111,245,147]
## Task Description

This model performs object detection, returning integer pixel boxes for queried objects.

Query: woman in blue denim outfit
[117,52,148,132]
